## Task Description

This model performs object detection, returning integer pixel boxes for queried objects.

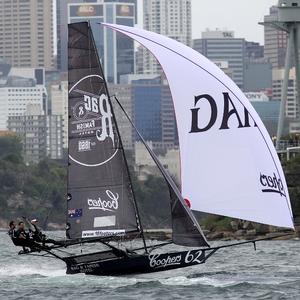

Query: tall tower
[0,0,54,70]
[57,0,137,76]
[141,0,191,74]
[261,0,300,149]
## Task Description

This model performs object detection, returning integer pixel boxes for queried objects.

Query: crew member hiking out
[27,218,58,245]
[14,221,40,253]
[8,220,17,244]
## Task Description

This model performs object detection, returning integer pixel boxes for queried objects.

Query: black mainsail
[67,22,139,239]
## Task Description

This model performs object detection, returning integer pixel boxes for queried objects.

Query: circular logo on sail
[68,75,119,167]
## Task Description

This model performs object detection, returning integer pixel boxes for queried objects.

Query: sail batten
[102,23,294,229]
[67,22,140,239]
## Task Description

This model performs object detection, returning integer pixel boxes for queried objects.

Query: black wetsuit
[8,228,18,246]
[29,224,44,243]
[14,228,39,250]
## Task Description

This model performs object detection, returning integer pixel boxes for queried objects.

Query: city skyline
[136,0,278,44]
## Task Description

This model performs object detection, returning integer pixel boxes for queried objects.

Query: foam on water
[0,233,299,299]
[0,264,66,278]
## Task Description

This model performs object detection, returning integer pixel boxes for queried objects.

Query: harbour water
[0,232,299,300]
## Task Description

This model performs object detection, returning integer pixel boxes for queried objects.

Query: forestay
[67,22,139,239]
[102,23,294,229]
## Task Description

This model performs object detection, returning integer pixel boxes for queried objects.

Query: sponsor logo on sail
[149,254,182,268]
[189,92,257,133]
[260,172,286,197]
[87,190,119,211]
[69,75,118,167]
[72,93,114,146]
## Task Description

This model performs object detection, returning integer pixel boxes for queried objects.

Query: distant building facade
[263,6,288,69]
[140,0,192,74]
[272,67,299,119]
[132,77,163,142]
[251,101,280,137]
[244,59,273,93]
[51,81,68,148]
[0,67,47,130]
[193,30,246,90]
[57,0,136,83]
[123,75,178,147]
[108,83,134,149]
[245,41,264,60]
[7,115,63,163]
[0,0,54,70]
[119,74,178,147]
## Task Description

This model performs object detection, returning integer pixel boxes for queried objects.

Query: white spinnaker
[102,23,294,229]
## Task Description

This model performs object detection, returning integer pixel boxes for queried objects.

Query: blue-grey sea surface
[0,231,299,300]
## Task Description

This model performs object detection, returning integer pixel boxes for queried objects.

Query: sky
[137,0,278,44]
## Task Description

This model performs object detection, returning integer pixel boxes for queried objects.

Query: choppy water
[0,231,299,300]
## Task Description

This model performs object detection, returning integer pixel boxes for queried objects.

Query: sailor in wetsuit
[28,218,58,245]
[8,220,17,243]
[29,219,45,243]
[14,221,40,252]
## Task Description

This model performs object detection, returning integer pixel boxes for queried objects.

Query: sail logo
[69,74,119,167]
[74,94,115,146]
[87,190,119,211]
[260,173,286,197]
[190,92,257,133]
[149,254,182,268]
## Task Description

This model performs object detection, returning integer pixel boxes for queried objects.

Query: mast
[89,24,148,253]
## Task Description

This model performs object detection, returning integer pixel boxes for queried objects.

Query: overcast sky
[137,0,278,44]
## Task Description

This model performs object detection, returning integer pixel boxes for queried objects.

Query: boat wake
[0,263,66,278]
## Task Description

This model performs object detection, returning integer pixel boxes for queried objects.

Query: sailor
[8,220,17,244]
[29,219,45,243]
[28,218,58,245]
[14,221,39,252]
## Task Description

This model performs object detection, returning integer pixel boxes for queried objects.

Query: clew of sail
[67,22,139,239]
[102,23,294,230]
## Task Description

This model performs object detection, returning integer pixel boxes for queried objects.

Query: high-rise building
[272,68,299,120]
[8,114,63,163]
[122,74,178,147]
[141,0,192,74]
[0,67,47,130]
[245,41,264,60]
[193,30,246,90]
[57,0,136,83]
[0,0,54,70]
[263,6,288,69]
[51,82,68,148]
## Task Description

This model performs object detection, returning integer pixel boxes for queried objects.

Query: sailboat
[19,22,295,276]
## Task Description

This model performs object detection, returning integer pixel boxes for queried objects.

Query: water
[0,232,299,300]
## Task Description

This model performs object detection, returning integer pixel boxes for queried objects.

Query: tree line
[0,136,299,229]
